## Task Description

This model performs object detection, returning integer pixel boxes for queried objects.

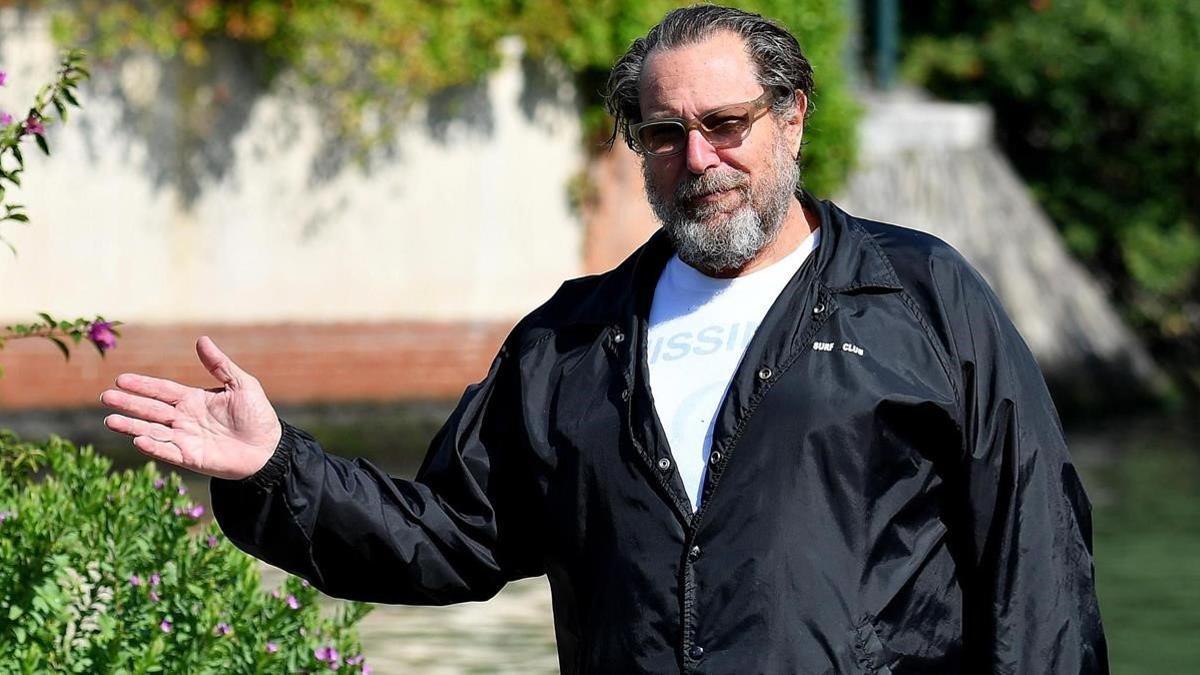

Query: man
[101,5,1108,673]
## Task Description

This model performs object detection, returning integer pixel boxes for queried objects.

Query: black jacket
[212,194,1108,674]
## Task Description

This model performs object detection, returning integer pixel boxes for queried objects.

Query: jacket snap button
[620,389,631,401]
[689,645,704,659]
[757,366,772,380]
[708,450,723,466]
[689,545,701,560]
[813,302,826,315]
[612,330,625,344]
[657,457,671,471]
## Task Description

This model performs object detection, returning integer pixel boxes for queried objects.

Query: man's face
[638,31,804,276]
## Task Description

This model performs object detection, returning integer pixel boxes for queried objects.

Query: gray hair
[603,4,816,153]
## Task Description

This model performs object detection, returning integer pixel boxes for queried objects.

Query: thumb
[196,335,250,388]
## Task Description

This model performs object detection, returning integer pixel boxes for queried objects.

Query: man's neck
[707,197,818,279]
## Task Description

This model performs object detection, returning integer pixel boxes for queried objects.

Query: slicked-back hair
[604,4,815,156]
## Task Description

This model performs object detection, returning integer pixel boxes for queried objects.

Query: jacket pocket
[852,615,897,675]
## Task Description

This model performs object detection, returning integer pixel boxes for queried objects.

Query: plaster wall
[0,11,585,325]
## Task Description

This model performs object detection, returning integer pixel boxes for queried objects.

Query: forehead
[639,31,761,119]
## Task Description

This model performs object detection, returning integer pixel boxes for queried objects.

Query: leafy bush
[0,430,374,673]
[42,0,858,196]
[901,1,1200,391]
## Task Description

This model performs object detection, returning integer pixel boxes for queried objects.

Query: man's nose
[685,129,720,175]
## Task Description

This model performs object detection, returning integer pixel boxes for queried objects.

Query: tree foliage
[40,0,858,196]
[901,0,1200,391]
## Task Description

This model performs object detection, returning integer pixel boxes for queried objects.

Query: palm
[101,336,282,480]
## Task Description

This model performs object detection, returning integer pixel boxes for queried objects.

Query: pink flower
[23,115,44,135]
[129,574,142,587]
[271,588,281,599]
[149,573,161,586]
[286,594,300,610]
[153,478,165,490]
[0,71,6,86]
[214,622,232,636]
[87,321,117,353]
[314,645,340,663]
[177,485,188,495]
[159,619,172,633]
[206,535,219,548]
[149,591,160,603]
[346,655,364,666]
[265,641,279,653]
[188,504,205,518]
[361,665,372,675]
[0,112,12,126]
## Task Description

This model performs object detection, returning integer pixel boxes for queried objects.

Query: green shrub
[0,430,373,673]
[901,1,1200,390]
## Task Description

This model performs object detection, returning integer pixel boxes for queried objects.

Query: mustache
[675,169,750,203]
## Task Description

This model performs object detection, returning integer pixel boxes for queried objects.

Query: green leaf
[39,313,56,326]
[62,89,80,107]
[49,337,70,361]
[53,98,68,122]
[35,134,50,156]
[7,214,29,223]
[13,145,23,167]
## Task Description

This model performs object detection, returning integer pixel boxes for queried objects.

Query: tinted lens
[637,122,686,156]
[701,108,752,147]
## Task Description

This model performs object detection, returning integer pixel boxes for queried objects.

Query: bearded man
[101,5,1108,673]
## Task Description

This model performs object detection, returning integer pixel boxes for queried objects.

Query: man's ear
[788,90,808,157]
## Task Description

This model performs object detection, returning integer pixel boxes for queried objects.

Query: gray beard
[644,135,799,276]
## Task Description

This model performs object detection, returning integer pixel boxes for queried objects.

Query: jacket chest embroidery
[812,340,865,357]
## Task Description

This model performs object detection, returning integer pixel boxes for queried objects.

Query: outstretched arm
[101,336,543,605]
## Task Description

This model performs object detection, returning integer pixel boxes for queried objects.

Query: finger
[100,389,178,426]
[196,336,251,388]
[133,435,185,467]
[114,373,190,405]
[104,414,175,442]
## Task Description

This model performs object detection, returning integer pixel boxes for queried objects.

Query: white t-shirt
[647,229,820,510]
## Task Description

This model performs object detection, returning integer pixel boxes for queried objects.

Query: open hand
[101,336,283,480]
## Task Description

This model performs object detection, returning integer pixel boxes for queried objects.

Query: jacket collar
[562,191,902,327]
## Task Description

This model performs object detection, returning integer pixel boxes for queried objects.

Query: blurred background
[0,0,1196,672]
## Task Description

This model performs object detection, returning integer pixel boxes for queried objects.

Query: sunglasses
[629,88,779,158]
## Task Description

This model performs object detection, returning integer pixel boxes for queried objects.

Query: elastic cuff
[245,419,298,493]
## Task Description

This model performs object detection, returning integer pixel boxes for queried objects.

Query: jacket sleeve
[208,340,545,605]
[932,254,1109,673]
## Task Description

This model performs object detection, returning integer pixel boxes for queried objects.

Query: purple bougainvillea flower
[129,574,143,587]
[186,504,205,518]
[177,485,187,495]
[149,590,160,603]
[346,655,363,666]
[286,594,300,610]
[149,573,161,586]
[23,115,44,135]
[214,622,232,636]
[88,321,117,353]
[265,641,279,653]
[0,71,6,86]
[206,534,219,548]
[153,478,165,490]
[361,665,372,675]
[159,620,172,633]
[0,112,11,127]
[314,645,340,663]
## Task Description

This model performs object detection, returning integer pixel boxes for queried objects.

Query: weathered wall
[0,11,584,325]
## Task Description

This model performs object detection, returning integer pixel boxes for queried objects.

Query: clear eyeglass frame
[629,88,781,158]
